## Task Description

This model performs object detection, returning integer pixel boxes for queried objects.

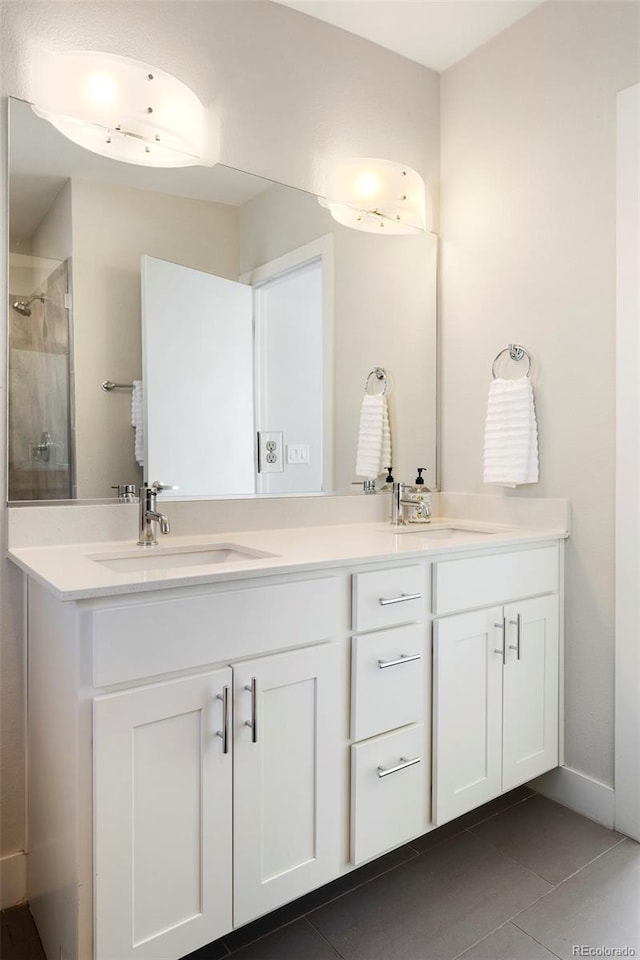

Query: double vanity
[9,507,567,960]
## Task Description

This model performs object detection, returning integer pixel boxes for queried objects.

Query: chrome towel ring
[365,367,388,395]
[491,344,532,380]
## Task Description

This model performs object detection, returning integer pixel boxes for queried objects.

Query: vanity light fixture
[319,157,428,234]
[31,51,215,168]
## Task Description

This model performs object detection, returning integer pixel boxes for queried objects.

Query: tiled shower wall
[8,258,72,500]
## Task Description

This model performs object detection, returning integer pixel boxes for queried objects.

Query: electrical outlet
[257,431,284,473]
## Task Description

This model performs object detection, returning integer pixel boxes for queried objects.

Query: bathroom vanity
[10,519,566,960]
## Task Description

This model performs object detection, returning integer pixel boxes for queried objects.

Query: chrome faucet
[390,482,431,526]
[138,481,178,546]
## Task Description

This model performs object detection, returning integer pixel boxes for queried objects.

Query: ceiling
[274,0,544,72]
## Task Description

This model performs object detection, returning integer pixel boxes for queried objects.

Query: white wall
[440,0,639,792]
[0,0,440,901]
[70,179,239,498]
[31,181,72,262]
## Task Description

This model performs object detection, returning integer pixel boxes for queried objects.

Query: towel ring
[491,344,532,380]
[365,367,388,396]
[101,380,134,391]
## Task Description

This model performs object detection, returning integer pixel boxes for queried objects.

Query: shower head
[12,294,45,317]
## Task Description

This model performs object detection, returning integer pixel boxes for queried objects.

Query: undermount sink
[89,543,278,573]
[386,525,498,538]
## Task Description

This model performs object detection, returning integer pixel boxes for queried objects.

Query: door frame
[615,82,640,841]
[241,234,334,494]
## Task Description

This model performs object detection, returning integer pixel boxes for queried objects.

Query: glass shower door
[8,255,73,500]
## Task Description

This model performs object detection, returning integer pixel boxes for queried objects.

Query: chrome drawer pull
[508,614,522,660]
[244,677,258,743]
[377,756,421,778]
[378,592,422,607]
[378,653,422,670]
[216,685,230,754]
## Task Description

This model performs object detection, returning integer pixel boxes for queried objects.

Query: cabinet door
[233,644,341,927]
[94,668,232,960]
[503,594,559,791]
[433,607,504,825]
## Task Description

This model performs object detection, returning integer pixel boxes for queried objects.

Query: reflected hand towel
[483,377,538,487]
[356,393,392,480]
[131,380,145,467]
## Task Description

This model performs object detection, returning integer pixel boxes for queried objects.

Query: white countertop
[7,519,569,602]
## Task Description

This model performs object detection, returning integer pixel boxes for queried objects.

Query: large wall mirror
[7,96,437,503]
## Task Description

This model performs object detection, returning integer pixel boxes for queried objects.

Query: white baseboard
[0,851,27,908]
[529,766,615,829]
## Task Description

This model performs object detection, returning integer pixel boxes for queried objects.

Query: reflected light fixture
[319,157,428,234]
[32,50,215,168]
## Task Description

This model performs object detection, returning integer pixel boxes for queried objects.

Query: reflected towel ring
[365,367,388,396]
[491,344,532,380]
[101,380,134,391]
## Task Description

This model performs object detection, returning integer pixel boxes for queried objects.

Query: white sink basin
[89,543,278,573]
[386,525,497,538]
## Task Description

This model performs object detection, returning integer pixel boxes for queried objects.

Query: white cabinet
[349,564,431,865]
[22,535,564,960]
[94,668,233,960]
[351,624,426,741]
[433,594,559,825]
[432,607,504,822]
[93,645,341,959]
[233,644,340,926]
[502,595,559,790]
[351,723,425,865]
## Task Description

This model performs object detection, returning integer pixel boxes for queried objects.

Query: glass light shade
[319,157,428,234]
[31,51,214,168]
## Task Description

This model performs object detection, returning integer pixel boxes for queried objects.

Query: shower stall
[8,253,74,500]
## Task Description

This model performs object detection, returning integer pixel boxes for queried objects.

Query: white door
[254,258,324,494]
[503,595,559,791]
[233,644,341,926]
[94,669,233,960]
[142,256,255,496]
[433,607,504,824]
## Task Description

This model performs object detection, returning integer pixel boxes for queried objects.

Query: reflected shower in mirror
[8,96,437,502]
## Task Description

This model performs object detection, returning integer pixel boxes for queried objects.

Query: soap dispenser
[410,467,432,524]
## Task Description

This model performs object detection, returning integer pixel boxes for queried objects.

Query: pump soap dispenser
[408,467,432,523]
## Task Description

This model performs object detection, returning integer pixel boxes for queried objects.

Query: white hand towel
[356,393,392,480]
[483,377,538,487]
[131,380,145,467]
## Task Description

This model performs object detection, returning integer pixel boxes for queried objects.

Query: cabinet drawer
[91,577,339,686]
[351,724,425,865]
[352,565,427,632]
[432,546,559,616]
[351,625,426,741]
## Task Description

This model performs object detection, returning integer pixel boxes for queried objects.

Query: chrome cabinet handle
[244,677,258,743]
[378,653,422,670]
[216,685,230,754]
[378,592,422,607]
[494,618,507,664]
[508,613,522,660]
[377,756,421,778]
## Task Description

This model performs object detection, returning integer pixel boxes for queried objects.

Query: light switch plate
[257,431,284,473]
[287,444,310,465]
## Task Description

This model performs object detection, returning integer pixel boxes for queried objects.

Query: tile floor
[2,788,638,960]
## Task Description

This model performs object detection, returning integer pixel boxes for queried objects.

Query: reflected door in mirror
[142,256,255,497]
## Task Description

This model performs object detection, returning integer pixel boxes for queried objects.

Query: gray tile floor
[3,789,638,960]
